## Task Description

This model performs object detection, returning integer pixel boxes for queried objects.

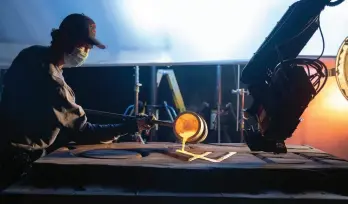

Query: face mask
[64,47,89,67]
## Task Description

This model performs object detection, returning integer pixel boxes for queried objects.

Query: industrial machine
[241,0,345,153]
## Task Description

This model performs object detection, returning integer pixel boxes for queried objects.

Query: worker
[0,14,153,190]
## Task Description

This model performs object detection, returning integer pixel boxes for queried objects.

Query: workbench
[2,142,348,203]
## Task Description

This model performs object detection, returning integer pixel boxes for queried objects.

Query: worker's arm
[49,73,139,144]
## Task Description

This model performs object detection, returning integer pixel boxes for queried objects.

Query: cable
[271,5,327,95]
[273,58,328,98]
[317,14,325,60]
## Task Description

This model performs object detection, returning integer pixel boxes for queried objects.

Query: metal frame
[132,64,243,144]
[134,66,141,115]
[80,59,250,68]
[0,55,334,70]
[70,55,334,68]
[236,64,241,132]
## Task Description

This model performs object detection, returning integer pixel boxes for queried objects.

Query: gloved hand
[136,113,156,132]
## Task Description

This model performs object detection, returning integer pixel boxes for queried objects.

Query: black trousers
[0,145,45,192]
[0,126,114,192]
[0,129,83,192]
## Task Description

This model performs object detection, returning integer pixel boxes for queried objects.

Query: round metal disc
[335,37,348,101]
[197,115,208,143]
[77,149,141,159]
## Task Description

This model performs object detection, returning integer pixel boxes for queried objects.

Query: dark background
[64,65,244,112]
[61,64,253,143]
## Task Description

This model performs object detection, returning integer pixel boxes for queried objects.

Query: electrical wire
[271,2,328,97]
[317,14,325,60]
[244,1,332,137]
[273,58,328,97]
[275,23,328,95]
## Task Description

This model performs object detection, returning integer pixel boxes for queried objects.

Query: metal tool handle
[85,109,129,118]
[152,120,173,127]
[85,109,173,127]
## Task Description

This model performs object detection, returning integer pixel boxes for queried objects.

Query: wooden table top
[36,142,348,168]
[2,142,348,203]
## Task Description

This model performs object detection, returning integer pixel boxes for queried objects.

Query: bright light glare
[2,0,348,66]
[323,88,348,111]
[320,79,348,111]
[125,0,166,33]
[124,0,282,61]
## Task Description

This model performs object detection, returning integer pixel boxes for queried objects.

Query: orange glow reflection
[323,85,348,111]
[287,75,348,160]
[174,113,200,138]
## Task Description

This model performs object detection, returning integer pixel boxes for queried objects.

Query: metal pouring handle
[84,109,173,127]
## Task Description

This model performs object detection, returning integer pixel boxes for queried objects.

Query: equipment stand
[236,65,241,132]
[232,64,252,142]
[232,88,250,143]
[124,101,177,142]
[133,66,145,144]
[124,101,177,123]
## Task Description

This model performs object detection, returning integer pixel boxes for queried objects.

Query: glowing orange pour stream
[174,113,200,151]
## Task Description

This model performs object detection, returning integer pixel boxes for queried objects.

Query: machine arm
[241,0,344,153]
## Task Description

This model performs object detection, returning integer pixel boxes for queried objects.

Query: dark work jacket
[0,45,138,151]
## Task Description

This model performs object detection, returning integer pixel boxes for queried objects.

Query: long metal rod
[86,109,129,118]
[84,109,173,127]
[134,66,140,115]
[149,66,157,141]
[240,89,245,143]
[134,66,146,144]
[0,55,334,70]
[80,59,250,68]
[236,64,241,132]
[216,65,222,143]
[77,55,328,68]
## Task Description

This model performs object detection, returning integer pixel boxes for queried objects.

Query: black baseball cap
[59,13,106,49]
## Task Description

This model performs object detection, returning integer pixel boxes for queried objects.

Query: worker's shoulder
[6,45,49,75]
[18,45,49,58]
